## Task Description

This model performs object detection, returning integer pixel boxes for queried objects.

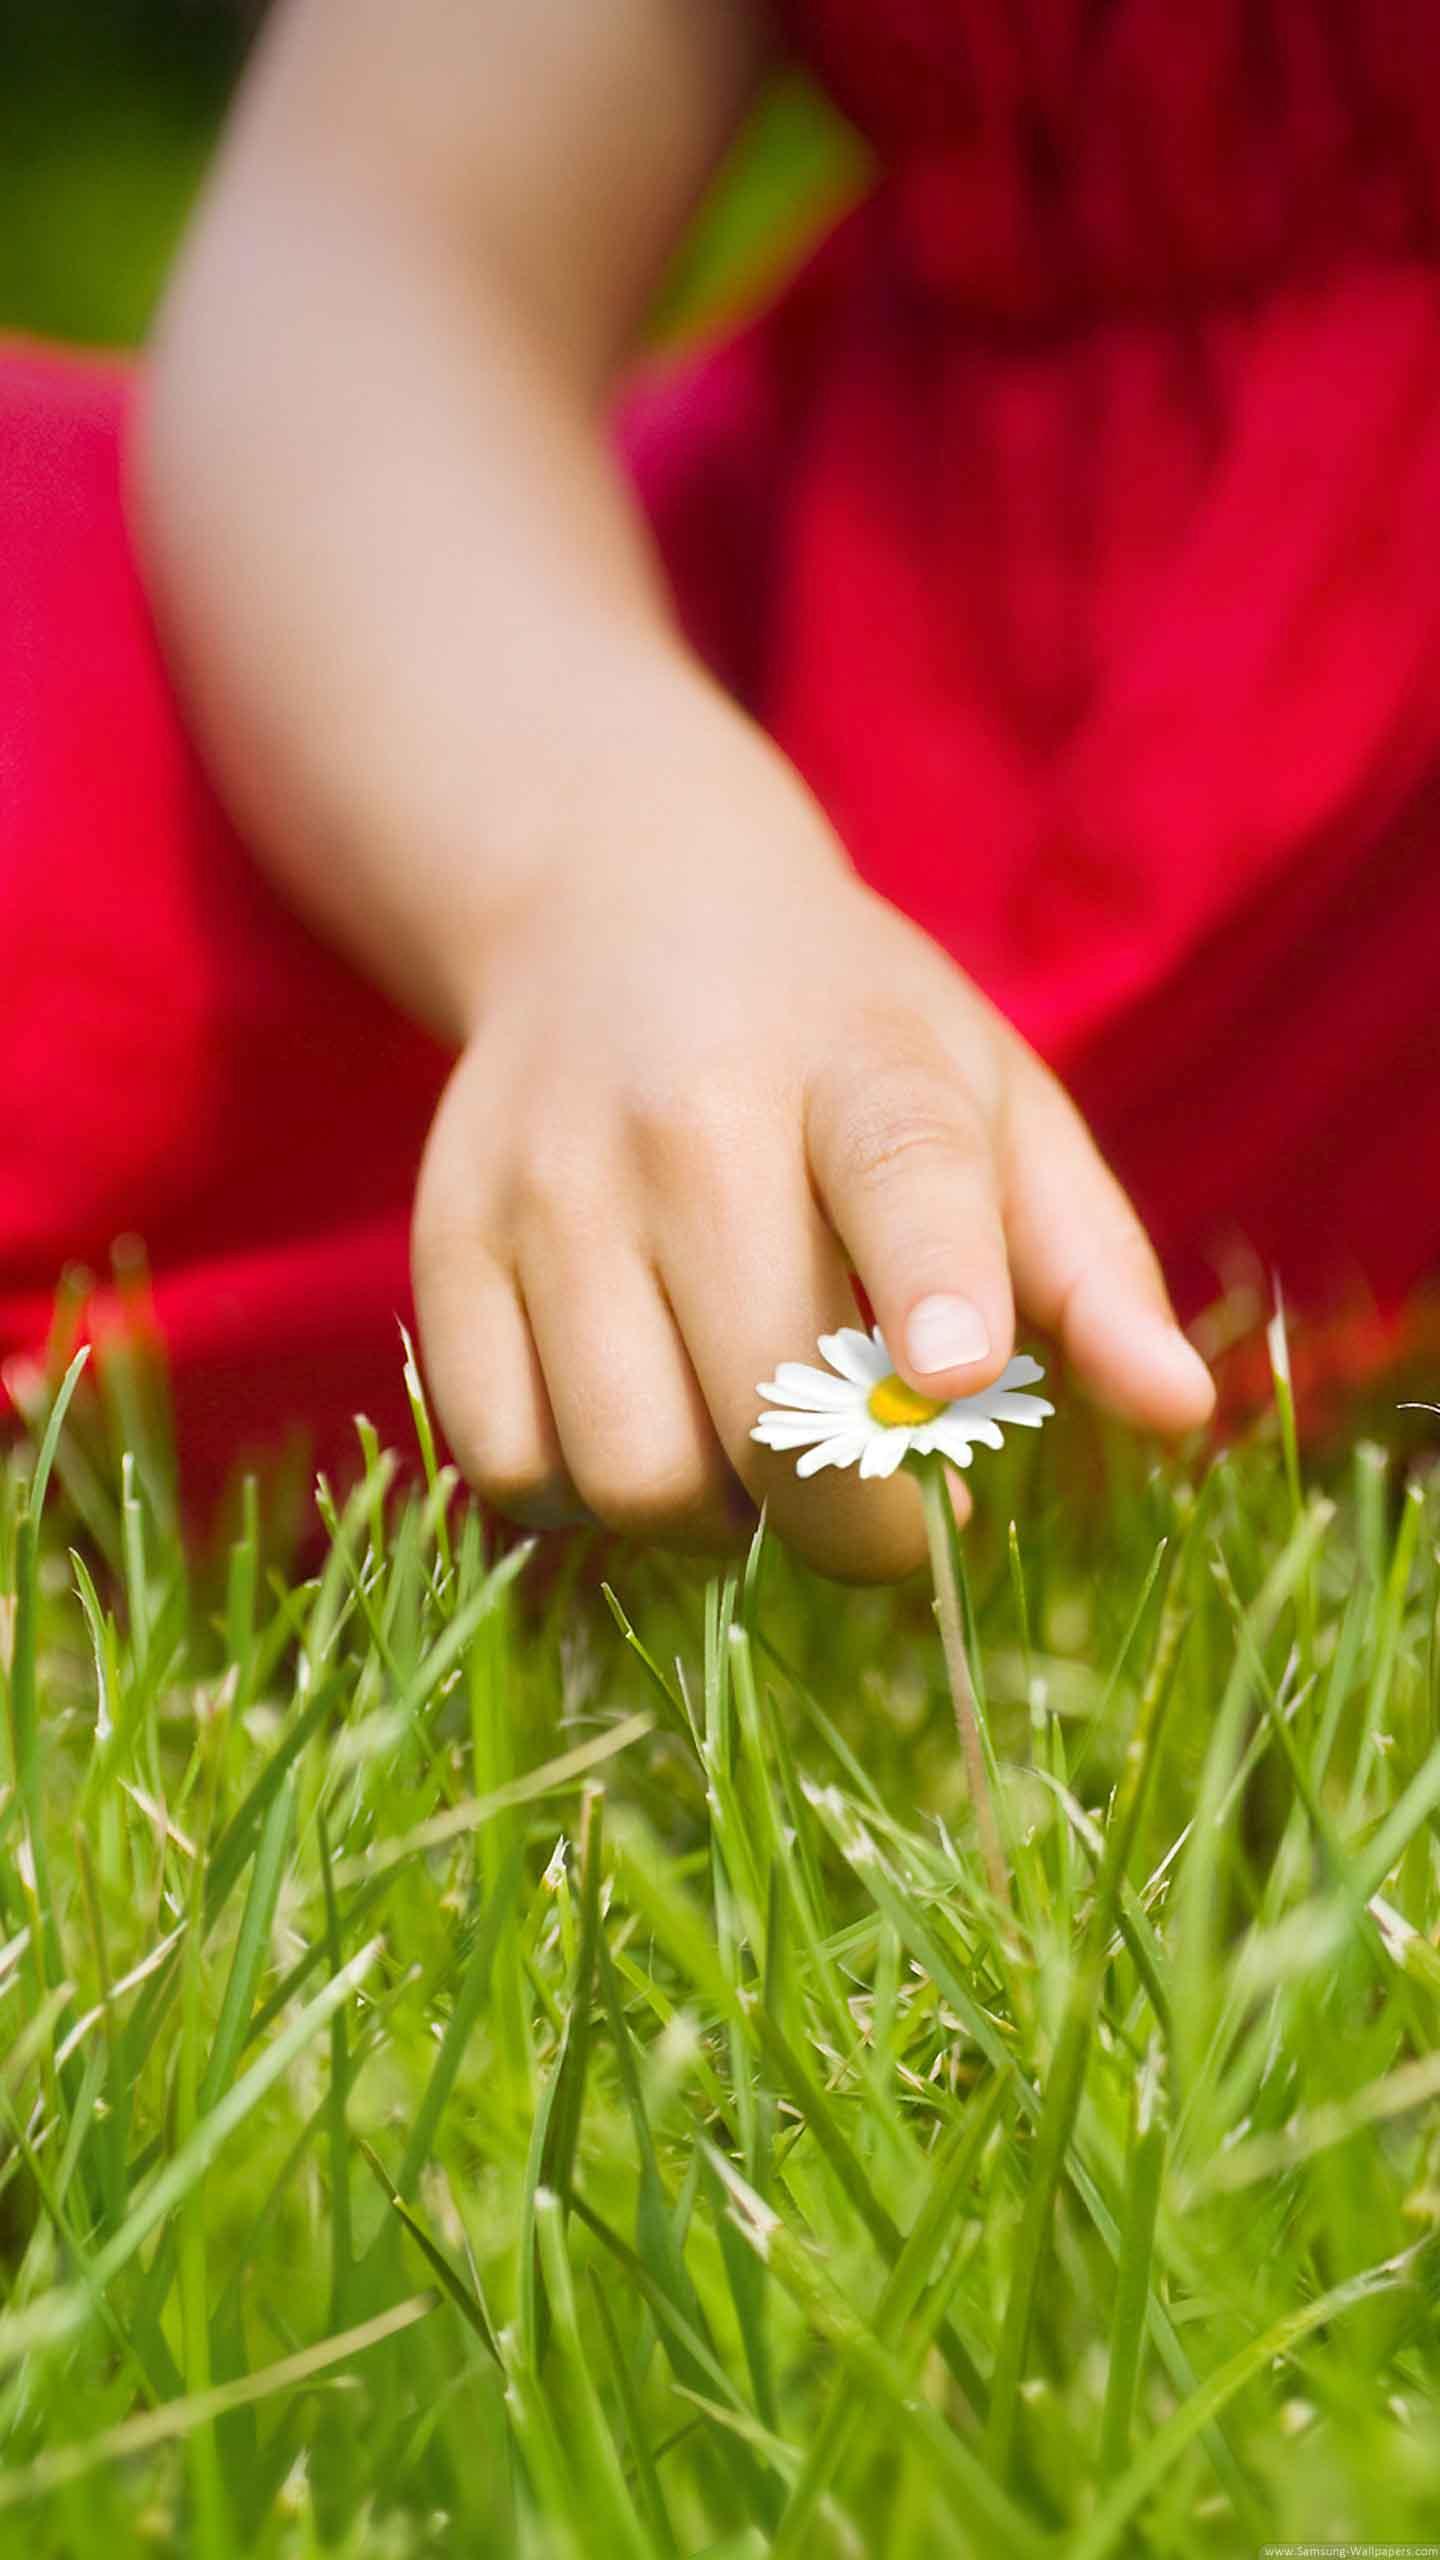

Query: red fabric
[628,250,1440,1326]
[628,0,1440,1322]
[0,345,448,1504]
[773,0,1440,323]
[5,0,1440,1501]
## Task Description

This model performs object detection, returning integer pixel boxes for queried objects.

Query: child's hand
[139,0,1211,1580]
[413,742,1213,1582]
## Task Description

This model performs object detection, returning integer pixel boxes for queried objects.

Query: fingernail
[906,1294,991,1375]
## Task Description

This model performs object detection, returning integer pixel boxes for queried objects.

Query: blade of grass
[0,2295,435,2515]
[0,1937,382,2370]
[1069,2241,1432,2560]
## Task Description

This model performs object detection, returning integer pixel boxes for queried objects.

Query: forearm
[133,0,779,1044]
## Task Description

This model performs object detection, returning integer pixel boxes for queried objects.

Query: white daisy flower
[751,1326,1055,1482]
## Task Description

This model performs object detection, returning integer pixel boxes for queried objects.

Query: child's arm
[135,0,1212,1579]
[136,0,763,1041]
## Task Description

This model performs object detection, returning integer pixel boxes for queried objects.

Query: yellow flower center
[867,1373,947,1429]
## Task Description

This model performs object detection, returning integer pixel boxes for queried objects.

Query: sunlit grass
[2,1322,1440,2555]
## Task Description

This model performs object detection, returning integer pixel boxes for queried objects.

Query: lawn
[2,1316,1440,2555]
[10,23,1440,2556]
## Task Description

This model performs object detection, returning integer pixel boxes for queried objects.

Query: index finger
[656,1144,931,1583]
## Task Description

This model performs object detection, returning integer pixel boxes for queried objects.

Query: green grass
[3,1326,1440,2555]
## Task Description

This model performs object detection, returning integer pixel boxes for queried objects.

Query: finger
[1002,1066,1215,1431]
[521,1244,755,1553]
[804,1025,1015,1403]
[659,1137,931,1583]
[411,1223,586,1523]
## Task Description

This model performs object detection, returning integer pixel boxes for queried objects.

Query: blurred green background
[0,0,866,351]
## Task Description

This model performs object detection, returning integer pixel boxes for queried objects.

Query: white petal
[966,1392,1055,1429]
[858,1428,911,1480]
[918,1414,1004,1456]
[795,1429,867,1478]
[968,1415,1007,1450]
[979,1394,1055,1429]
[757,1364,863,1412]
[751,1407,838,1437]
[925,1421,977,1467]
[751,1414,837,1448]
[818,1327,890,1387]
[943,1359,1054,1432]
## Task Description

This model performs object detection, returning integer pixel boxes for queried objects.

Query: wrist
[439,650,854,1041]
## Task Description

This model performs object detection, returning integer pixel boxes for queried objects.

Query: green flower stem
[917,1455,1010,1912]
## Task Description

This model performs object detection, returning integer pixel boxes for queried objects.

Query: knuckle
[1109,1228,1171,1320]
[1077,1198,1163,1291]
[448,1428,537,1509]
[507,1136,607,1246]
[1052,1225,1160,1338]
[1112,1215,1164,1285]
[625,1073,751,1184]
[432,1394,559,1522]
[472,1457,576,1526]
[771,1488,929,1586]
[830,1083,986,1200]
[410,1189,479,1292]
[578,1450,717,1541]
[998,1051,1058,1151]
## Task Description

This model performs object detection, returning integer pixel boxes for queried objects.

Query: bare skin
[133,0,1215,1582]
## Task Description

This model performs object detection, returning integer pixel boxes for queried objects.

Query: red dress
[5,0,1440,1502]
